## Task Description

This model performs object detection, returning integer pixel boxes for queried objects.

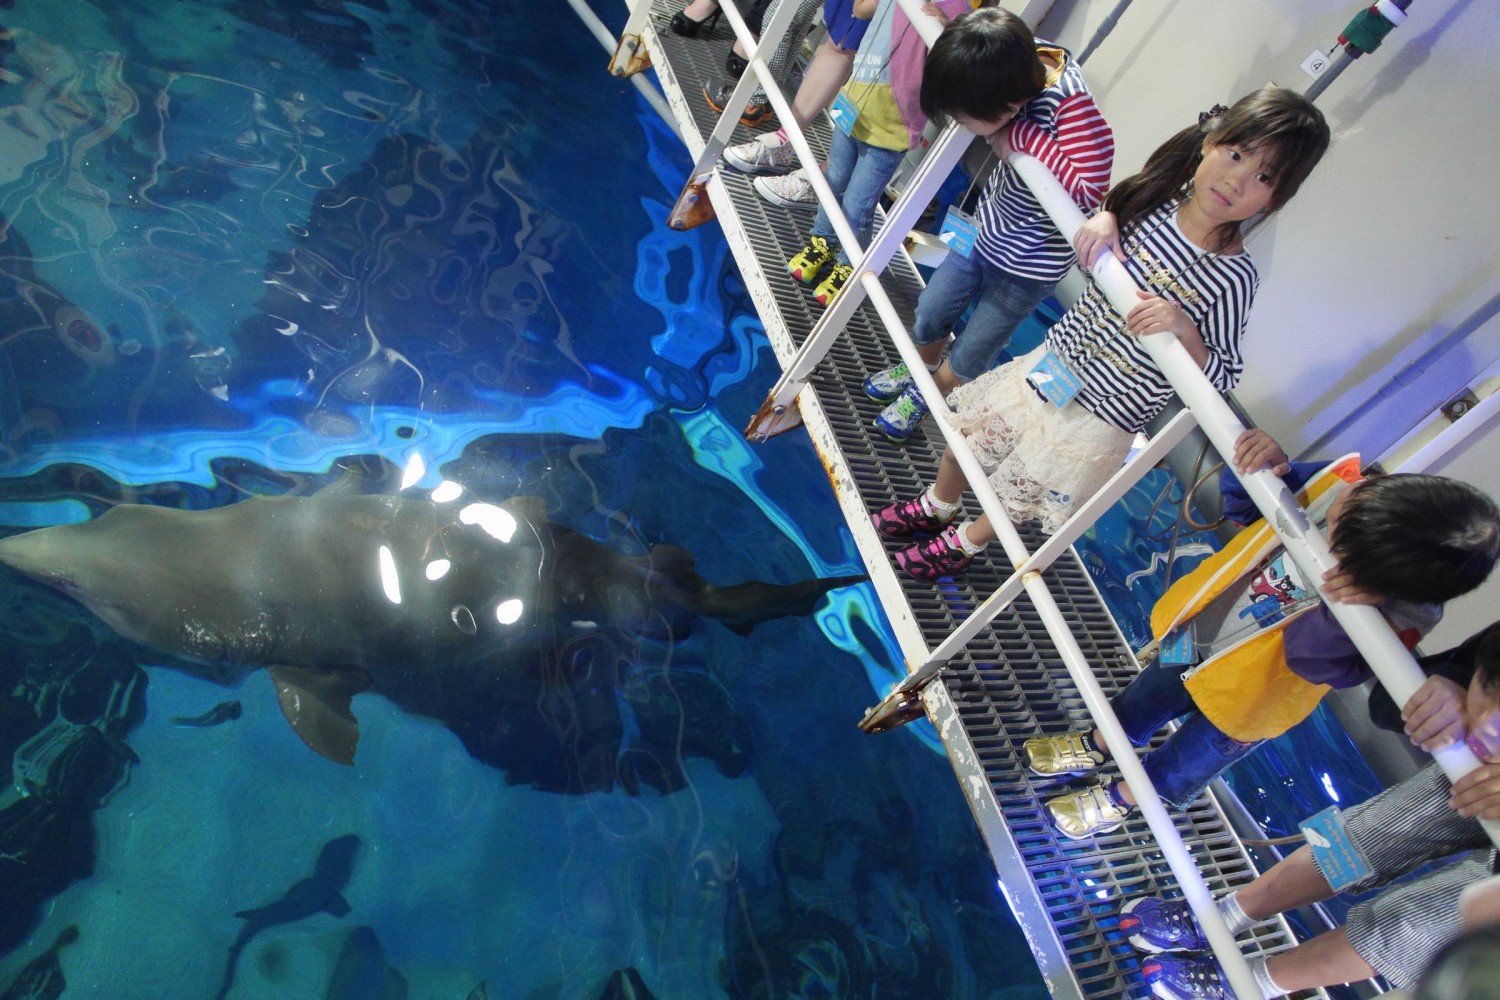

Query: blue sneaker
[874,385,929,442]
[1120,897,1210,953]
[1141,955,1230,1000]
[862,362,913,402]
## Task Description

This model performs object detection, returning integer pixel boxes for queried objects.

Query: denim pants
[1110,658,1262,809]
[810,129,906,266]
[911,250,1056,382]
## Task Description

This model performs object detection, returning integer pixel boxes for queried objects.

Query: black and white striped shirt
[1044,201,1258,433]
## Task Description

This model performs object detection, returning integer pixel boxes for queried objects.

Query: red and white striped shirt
[973,45,1114,282]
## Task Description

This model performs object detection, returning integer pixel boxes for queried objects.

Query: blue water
[0,2,1047,997]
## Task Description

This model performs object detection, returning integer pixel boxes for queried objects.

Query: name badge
[831,92,858,135]
[1159,622,1197,667]
[1300,806,1375,892]
[939,206,978,258]
[1026,350,1082,408]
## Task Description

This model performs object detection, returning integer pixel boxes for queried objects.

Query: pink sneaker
[894,526,974,580]
[871,494,953,539]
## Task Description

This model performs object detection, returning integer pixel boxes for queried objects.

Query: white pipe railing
[572,0,680,137]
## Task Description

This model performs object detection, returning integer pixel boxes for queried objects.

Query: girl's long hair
[1105,85,1330,253]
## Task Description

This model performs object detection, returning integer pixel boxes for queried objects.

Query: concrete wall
[1029,0,1499,645]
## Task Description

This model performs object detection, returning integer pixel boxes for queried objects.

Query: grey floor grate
[636,5,1317,996]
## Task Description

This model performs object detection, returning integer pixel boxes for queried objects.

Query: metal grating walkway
[630,3,1315,996]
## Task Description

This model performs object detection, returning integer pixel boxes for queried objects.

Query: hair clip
[1198,104,1229,124]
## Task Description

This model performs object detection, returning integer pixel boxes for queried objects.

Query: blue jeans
[1111,659,1261,810]
[810,129,906,266]
[911,250,1056,381]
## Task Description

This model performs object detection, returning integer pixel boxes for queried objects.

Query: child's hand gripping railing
[999,150,1500,997]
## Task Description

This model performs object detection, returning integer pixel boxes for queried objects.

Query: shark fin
[268,665,372,766]
[466,984,488,1000]
[695,574,867,635]
[324,892,352,918]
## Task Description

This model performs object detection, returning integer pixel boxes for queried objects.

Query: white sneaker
[723,132,797,175]
[753,169,817,210]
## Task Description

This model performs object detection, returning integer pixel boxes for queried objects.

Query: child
[741,0,981,207]
[870,85,1330,579]
[781,2,1018,308]
[1110,622,1500,1000]
[1023,430,1500,840]
[864,10,1114,440]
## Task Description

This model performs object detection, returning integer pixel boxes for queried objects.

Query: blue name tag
[939,206,978,257]
[1026,350,1082,408]
[1159,623,1196,666]
[831,92,858,135]
[1300,806,1375,892]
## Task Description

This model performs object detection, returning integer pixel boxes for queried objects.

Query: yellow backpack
[1148,456,1363,742]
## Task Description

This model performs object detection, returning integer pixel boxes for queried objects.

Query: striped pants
[1325,763,1497,988]
[748,0,824,105]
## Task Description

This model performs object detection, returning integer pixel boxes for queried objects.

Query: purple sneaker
[1140,955,1230,1000]
[871,495,953,539]
[894,526,974,580]
[1121,897,1210,953]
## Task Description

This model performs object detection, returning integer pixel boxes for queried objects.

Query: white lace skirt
[946,346,1134,533]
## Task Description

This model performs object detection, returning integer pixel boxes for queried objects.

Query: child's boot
[871,491,955,539]
[754,169,817,210]
[894,524,975,580]
[1140,955,1232,1000]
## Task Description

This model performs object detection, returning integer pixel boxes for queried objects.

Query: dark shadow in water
[0,607,144,953]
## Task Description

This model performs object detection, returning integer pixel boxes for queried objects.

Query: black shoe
[725,50,748,76]
[669,7,721,37]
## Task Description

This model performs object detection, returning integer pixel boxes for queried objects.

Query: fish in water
[215,834,360,1000]
[0,493,862,766]
[168,699,243,728]
[0,925,78,1000]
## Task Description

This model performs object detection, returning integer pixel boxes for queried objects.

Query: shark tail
[692,574,867,636]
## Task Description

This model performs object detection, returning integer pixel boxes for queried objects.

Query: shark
[215,833,360,1000]
[0,492,862,766]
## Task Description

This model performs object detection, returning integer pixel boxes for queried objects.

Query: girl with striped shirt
[871,86,1331,580]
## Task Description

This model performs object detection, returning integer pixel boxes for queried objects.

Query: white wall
[1031,0,1500,643]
